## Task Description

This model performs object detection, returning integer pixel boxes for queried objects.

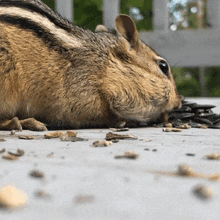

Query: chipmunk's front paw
[20,118,48,131]
[0,117,22,131]
[0,117,47,131]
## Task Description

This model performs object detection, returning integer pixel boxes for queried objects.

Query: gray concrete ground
[0,98,220,220]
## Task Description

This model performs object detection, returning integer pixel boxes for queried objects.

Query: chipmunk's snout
[173,104,181,110]
[175,95,183,109]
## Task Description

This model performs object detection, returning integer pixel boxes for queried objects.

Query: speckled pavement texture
[0,98,220,220]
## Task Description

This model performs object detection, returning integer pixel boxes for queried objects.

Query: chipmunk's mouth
[173,100,182,110]
[176,95,183,109]
[162,98,182,115]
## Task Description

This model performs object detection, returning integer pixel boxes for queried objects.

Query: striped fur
[0,0,181,130]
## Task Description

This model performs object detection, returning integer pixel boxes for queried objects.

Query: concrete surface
[0,98,220,220]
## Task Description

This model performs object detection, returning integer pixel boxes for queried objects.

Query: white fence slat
[103,0,120,29]
[207,0,220,28]
[55,0,73,22]
[153,0,169,31]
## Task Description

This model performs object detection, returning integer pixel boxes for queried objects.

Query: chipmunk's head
[99,15,181,122]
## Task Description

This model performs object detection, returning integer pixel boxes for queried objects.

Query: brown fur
[0,1,181,130]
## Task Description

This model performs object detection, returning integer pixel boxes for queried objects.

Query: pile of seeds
[150,98,220,129]
[169,99,220,129]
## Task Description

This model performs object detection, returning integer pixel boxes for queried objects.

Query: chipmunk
[0,0,181,131]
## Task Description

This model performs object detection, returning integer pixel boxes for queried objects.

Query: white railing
[55,0,220,68]
[55,0,73,21]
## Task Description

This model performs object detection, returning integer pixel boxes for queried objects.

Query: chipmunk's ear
[95,24,108,32]
[115,14,139,49]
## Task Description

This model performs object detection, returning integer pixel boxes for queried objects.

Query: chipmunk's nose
[175,95,183,109]
[172,95,182,110]
[173,104,181,110]
[179,95,185,102]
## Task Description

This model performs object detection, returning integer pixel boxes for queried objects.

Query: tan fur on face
[101,38,180,122]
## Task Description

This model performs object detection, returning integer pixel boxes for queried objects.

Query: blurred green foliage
[173,67,203,97]
[74,0,102,31]
[42,0,219,97]
[205,67,220,97]
[42,0,54,9]
[120,0,152,31]
[173,67,220,97]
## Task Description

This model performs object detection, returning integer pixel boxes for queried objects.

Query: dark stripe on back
[0,15,70,55]
[0,0,80,34]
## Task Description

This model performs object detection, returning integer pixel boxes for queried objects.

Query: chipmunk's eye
[158,60,169,76]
